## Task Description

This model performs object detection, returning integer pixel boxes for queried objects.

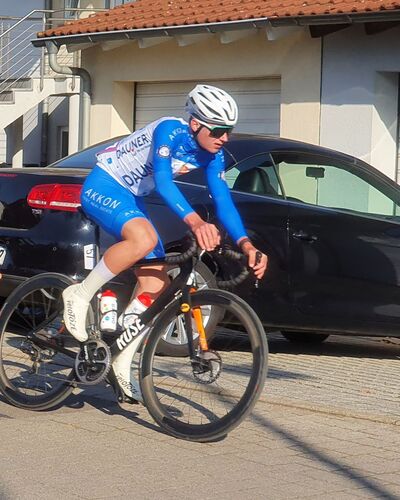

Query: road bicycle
[0,234,268,442]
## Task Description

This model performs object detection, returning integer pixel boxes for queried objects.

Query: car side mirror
[306,166,325,179]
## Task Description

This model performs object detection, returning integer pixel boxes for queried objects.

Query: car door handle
[292,230,318,242]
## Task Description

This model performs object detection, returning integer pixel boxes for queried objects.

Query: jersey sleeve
[206,152,248,244]
[152,120,195,219]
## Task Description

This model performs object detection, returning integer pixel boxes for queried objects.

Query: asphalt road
[0,333,399,499]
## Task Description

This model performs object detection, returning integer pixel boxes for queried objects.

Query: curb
[255,396,400,426]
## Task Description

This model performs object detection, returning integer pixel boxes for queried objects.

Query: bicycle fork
[181,285,209,357]
[181,286,222,384]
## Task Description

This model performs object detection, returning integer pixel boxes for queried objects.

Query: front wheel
[140,289,268,442]
[0,273,81,410]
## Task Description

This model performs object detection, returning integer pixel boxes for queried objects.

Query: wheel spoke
[0,276,78,409]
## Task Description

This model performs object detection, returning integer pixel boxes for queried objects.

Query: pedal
[74,339,111,385]
[109,378,140,406]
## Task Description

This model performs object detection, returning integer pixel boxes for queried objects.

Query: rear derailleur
[20,338,56,374]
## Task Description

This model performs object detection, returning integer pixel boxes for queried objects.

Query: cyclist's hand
[240,240,268,279]
[185,213,221,251]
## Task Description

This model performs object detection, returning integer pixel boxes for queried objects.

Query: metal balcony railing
[0,7,107,100]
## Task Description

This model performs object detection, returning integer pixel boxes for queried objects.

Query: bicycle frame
[32,255,199,365]
[109,256,197,359]
[103,254,201,401]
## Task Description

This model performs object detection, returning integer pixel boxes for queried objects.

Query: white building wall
[0,130,6,165]
[83,29,322,147]
[23,106,42,166]
[2,98,69,167]
[47,96,69,164]
[321,24,400,180]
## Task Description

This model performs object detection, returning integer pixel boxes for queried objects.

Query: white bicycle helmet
[186,84,238,127]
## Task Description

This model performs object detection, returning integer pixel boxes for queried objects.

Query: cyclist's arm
[205,152,248,245]
[207,154,268,278]
[152,120,195,219]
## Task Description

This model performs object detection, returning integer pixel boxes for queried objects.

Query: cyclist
[62,84,268,396]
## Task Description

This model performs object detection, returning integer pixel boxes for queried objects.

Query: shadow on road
[252,410,399,500]
[65,391,166,435]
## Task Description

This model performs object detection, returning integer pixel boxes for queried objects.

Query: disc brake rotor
[192,350,222,384]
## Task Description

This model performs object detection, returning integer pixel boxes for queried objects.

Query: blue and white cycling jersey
[93,117,247,243]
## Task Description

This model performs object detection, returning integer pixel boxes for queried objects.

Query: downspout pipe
[46,40,91,149]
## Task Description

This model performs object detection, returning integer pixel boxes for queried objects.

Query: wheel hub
[192,350,222,384]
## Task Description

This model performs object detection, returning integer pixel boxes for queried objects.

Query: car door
[271,150,400,334]
[182,153,292,327]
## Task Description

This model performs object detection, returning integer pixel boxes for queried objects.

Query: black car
[1,133,400,349]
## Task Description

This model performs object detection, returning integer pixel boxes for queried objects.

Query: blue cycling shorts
[81,165,165,259]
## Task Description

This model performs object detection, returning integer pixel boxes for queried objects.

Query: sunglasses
[202,124,234,139]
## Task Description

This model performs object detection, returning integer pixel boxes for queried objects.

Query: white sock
[74,258,116,302]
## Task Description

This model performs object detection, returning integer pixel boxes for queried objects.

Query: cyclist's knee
[122,218,158,254]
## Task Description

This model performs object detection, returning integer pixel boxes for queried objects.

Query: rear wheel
[140,289,268,442]
[0,273,85,410]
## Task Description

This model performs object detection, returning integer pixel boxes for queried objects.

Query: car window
[228,153,282,198]
[49,138,123,169]
[272,151,400,217]
[179,153,282,197]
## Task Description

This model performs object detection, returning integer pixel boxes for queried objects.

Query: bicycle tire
[140,289,268,442]
[0,273,90,410]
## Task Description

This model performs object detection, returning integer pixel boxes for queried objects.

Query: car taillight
[27,184,82,212]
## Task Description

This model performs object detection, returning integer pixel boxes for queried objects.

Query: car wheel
[281,331,330,343]
[156,260,220,356]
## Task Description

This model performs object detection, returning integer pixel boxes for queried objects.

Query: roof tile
[37,0,400,38]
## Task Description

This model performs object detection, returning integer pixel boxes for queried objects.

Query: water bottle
[99,289,118,332]
[120,293,152,330]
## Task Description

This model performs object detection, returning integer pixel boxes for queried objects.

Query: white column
[370,72,398,181]
[12,116,23,168]
[68,93,80,154]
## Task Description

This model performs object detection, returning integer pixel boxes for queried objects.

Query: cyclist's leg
[62,166,161,342]
[112,219,171,403]
[104,217,160,273]
[120,195,170,320]
[119,264,170,330]
[134,265,170,299]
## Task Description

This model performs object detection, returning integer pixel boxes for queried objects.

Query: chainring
[74,339,111,385]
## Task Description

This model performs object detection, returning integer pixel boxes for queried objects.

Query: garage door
[135,79,281,135]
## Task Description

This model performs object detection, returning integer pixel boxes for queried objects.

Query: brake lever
[254,251,262,289]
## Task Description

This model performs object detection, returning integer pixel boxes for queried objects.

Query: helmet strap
[189,117,203,138]
[193,125,203,138]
